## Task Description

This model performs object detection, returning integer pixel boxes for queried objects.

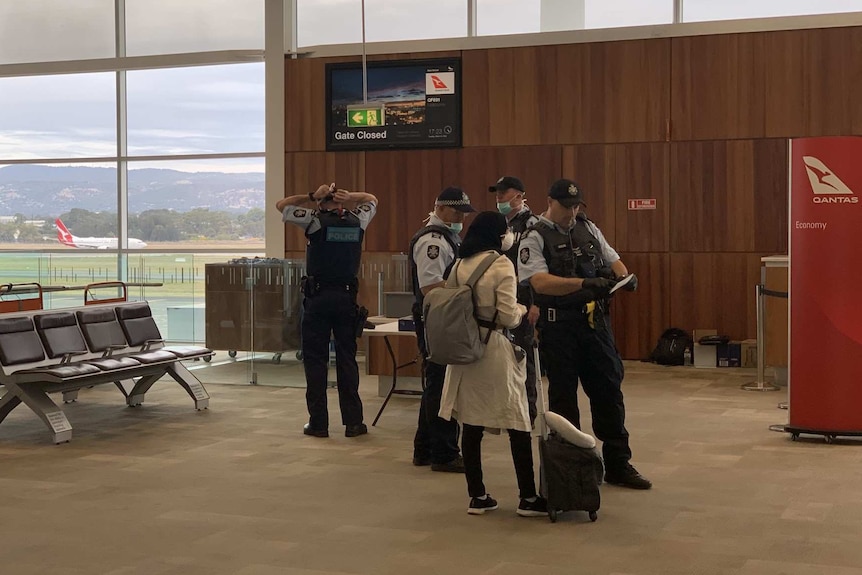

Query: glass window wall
[126,63,265,156]
[0,73,116,160]
[0,0,115,65]
[683,0,862,22]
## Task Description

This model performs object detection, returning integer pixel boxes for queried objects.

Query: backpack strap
[464,253,501,288]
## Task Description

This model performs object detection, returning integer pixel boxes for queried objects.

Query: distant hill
[0,164,265,216]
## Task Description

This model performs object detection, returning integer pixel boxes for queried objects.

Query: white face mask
[500,230,515,252]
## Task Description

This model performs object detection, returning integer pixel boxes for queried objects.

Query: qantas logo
[803,156,859,204]
[425,72,455,95]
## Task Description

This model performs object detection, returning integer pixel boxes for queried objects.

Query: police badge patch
[359,204,371,212]
[519,247,530,264]
[293,208,307,218]
[427,245,440,260]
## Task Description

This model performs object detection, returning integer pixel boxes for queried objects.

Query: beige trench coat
[438,251,531,432]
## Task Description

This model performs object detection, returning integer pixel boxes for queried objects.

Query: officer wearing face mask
[489,176,539,423]
[518,179,651,490]
[276,182,378,439]
[409,186,475,473]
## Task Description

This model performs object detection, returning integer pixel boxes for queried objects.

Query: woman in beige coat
[438,211,548,517]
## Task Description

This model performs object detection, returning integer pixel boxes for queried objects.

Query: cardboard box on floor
[693,329,717,369]
[740,339,757,368]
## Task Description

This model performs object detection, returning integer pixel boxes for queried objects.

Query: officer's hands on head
[333,189,351,203]
[582,277,616,297]
[313,184,332,200]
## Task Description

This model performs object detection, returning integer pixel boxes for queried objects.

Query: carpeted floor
[1,362,861,575]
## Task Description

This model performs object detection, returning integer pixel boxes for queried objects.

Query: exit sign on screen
[627,199,656,210]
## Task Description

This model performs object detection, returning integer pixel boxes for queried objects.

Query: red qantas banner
[789,137,862,433]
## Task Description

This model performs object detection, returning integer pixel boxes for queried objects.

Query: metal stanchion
[742,283,780,391]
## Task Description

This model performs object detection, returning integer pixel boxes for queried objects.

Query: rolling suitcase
[533,345,604,523]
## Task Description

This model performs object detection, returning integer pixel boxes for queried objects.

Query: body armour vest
[408,225,459,304]
[530,215,605,310]
[305,209,364,283]
[503,209,535,267]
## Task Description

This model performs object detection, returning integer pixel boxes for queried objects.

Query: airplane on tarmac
[55,218,148,249]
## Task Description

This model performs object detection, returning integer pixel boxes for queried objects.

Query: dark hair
[459,211,507,258]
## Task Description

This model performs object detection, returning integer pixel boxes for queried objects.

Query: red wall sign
[627,199,656,210]
[789,137,862,435]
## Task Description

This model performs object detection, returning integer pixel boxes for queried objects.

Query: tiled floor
[2,361,861,575]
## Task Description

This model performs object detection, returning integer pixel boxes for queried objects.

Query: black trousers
[301,289,362,430]
[462,424,537,500]
[537,308,632,472]
[510,315,537,425]
[413,360,461,464]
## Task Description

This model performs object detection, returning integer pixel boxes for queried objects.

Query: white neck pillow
[544,411,597,449]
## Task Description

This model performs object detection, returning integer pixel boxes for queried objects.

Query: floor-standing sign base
[783,137,862,442]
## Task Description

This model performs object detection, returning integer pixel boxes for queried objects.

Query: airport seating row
[0,301,212,443]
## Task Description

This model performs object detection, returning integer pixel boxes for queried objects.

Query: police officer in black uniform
[409,187,475,472]
[277,183,378,438]
[518,179,651,489]
[489,176,540,423]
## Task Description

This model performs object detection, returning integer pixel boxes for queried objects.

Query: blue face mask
[496,201,513,215]
[446,222,463,233]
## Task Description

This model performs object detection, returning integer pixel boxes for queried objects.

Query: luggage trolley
[0,282,44,314]
[84,281,128,305]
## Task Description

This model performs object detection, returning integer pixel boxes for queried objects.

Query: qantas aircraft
[55,218,148,249]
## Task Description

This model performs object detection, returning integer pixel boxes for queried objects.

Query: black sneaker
[467,494,499,515]
[302,423,329,438]
[605,463,652,490]
[431,455,465,473]
[517,496,549,517]
[345,423,368,437]
[412,455,432,466]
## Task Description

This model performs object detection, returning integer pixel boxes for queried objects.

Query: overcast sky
[1,0,861,171]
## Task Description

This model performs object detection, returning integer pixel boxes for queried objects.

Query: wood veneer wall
[283,26,862,359]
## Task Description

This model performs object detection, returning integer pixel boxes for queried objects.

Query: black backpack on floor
[649,328,692,366]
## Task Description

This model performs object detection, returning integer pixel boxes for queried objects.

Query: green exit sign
[347,107,384,127]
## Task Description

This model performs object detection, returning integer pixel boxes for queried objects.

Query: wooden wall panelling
[556,39,670,144]
[763,28,853,138]
[613,143,670,253]
[462,50,491,147]
[562,145,616,245]
[610,252,670,360]
[282,151,365,252]
[480,46,558,146]
[669,252,764,341]
[852,27,862,135]
[752,139,788,254]
[454,146,563,210]
[671,139,787,253]
[364,149,458,253]
[670,33,766,141]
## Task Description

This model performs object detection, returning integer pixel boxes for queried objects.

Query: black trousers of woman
[462,423,536,499]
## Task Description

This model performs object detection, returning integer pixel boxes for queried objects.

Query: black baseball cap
[548,178,585,208]
[435,186,476,213]
[488,176,525,194]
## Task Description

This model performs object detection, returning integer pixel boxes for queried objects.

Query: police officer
[489,176,539,423]
[518,179,651,489]
[409,186,475,472]
[276,182,378,438]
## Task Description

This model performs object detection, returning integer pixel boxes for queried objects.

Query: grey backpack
[422,253,500,365]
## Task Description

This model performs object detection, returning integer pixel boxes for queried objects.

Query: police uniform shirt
[517,214,619,283]
[281,200,378,232]
[412,214,459,290]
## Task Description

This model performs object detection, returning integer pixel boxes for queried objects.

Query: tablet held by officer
[276,183,378,439]
[517,179,651,490]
